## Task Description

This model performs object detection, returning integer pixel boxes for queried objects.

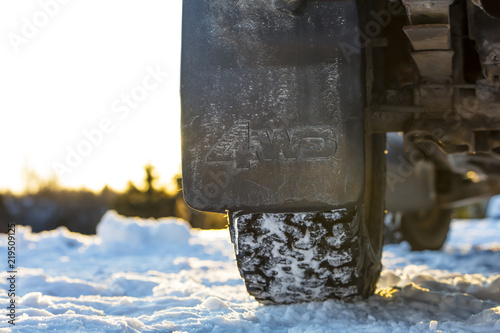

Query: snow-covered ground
[0,211,499,332]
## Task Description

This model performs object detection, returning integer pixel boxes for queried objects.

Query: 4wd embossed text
[205,121,338,169]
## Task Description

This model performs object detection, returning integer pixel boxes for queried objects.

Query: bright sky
[0,0,182,193]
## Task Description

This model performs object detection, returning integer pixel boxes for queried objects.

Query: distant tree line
[0,164,226,234]
[112,163,226,229]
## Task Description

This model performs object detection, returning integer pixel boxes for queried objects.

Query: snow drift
[0,210,499,332]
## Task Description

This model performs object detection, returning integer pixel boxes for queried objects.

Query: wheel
[400,206,453,251]
[228,134,386,304]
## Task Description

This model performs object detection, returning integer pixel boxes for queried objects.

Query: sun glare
[0,0,182,193]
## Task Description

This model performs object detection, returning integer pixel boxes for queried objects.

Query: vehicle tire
[228,134,386,304]
[400,206,453,251]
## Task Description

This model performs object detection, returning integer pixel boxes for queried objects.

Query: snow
[0,211,499,332]
[487,195,500,218]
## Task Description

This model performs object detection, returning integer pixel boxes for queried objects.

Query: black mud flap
[181,0,366,214]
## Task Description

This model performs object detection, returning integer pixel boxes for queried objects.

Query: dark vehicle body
[181,0,500,303]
